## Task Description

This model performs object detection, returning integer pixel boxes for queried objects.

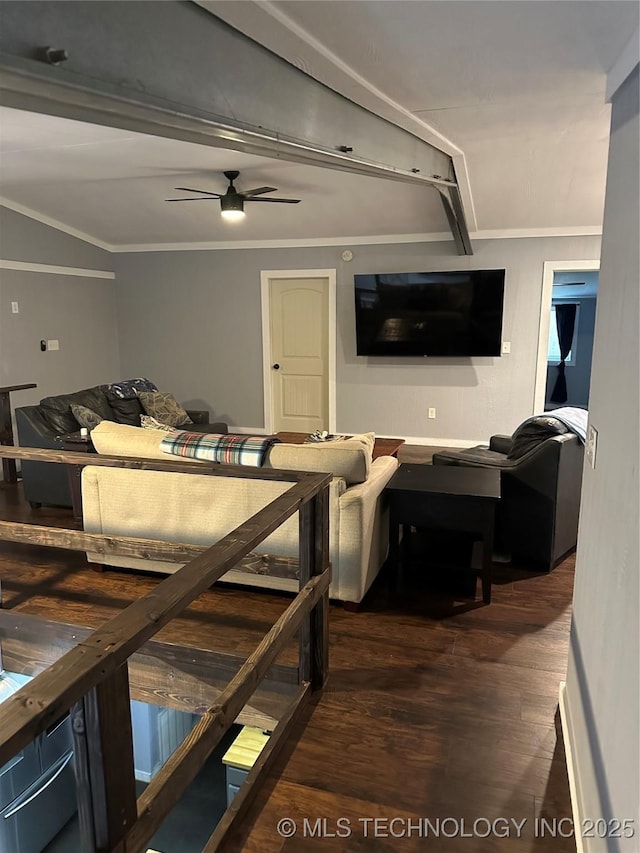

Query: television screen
[354,269,505,357]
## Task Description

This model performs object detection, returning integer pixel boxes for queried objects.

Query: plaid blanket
[160,432,279,467]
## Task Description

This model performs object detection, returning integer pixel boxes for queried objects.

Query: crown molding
[112,226,602,253]
[0,197,113,251]
[472,226,602,240]
[1,197,602,254]
[112,232,454,253]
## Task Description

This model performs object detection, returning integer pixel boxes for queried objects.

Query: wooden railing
[0,445,331,852]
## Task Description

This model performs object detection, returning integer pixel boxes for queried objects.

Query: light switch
[11,301,19,314]
[47,339,60,351]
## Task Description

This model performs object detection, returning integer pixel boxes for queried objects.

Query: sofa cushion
[104,391,145,426]
[266,433,375,485]
[71,403,104,431]
[91,420,173,460]
[138,391,193,427]
[507,416,569,460]
[40,387,114,434]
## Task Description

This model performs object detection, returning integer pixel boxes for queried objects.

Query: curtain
[550,303,577,403]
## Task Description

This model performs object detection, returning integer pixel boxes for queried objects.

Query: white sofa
[81,422,399,604]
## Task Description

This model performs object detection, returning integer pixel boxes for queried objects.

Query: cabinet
[221,727,269,806]
[130,700,197,783]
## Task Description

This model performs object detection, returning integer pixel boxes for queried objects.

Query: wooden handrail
[0,444,318,482]
[202,682,311,852]
[127,569,330,852]
[0,443,331,851]
[0,474,330,764]
[0,520,220,562]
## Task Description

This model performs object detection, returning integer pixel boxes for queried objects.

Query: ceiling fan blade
[165,197,219,202]
[174,187,222,197]
[240,186,278,197]
[245,197,301,204]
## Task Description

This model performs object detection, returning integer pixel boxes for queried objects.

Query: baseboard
[391,435,483,448]
[558,681,586,853]
[227,426,270,435]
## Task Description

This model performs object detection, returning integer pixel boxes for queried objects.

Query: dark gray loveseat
[15,381,227,509]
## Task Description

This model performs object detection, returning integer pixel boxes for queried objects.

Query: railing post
[298,484,330,689]
[71,663,138,853]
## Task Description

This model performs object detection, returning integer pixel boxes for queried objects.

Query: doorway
[260,270,336,434]
[534,261,599,414]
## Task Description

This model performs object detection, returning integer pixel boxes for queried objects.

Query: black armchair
[432,416,585,571]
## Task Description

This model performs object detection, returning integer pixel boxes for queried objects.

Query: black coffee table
[386,463,501,604]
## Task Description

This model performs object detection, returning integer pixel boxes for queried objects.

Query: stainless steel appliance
[0,672,77,853]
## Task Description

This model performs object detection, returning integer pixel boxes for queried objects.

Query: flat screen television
[354,269,505,357]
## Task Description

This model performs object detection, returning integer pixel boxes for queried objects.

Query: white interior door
[266,275,331,433]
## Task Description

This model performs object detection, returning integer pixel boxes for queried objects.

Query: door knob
[272,363,280,370]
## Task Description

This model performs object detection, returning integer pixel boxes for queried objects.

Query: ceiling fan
[165,170,301,221]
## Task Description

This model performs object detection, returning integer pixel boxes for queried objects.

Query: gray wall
[546,296,597,409]
[114,234,600,440]
[0,206,109,269]
[565,66,638,850]
[0,209,120,476]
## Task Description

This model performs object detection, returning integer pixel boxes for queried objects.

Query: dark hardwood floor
[0,450,576,852]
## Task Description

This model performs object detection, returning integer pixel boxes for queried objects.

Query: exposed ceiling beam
[0,0,472,254]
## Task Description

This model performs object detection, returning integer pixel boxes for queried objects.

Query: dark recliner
[432,416,585,571]
[15,383,227,509]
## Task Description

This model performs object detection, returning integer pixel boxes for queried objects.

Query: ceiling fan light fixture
[220,193,245,221]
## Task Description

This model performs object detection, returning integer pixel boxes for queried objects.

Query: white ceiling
[0,0,637,250]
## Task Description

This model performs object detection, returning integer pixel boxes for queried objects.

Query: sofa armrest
[489,434,513,454]
[15,406,65,449]
[340,456,399,508]
[185,409,209,424]
[335,455,399,603]
[15,406,71,507]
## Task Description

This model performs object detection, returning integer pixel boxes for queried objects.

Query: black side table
[63,431,97,522]
[386,463,501,604]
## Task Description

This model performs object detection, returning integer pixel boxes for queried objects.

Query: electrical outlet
[501,341,511,354]
[585,424,598,468]
[11,301,19,314]
[428,407,436,419]
[47,339,59,351]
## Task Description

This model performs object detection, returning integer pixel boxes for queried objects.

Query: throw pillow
[140,415,180,432]
[105,378,158,400]
[70,403,104,431]
[104,391,145,426]
[138,391,193,427]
